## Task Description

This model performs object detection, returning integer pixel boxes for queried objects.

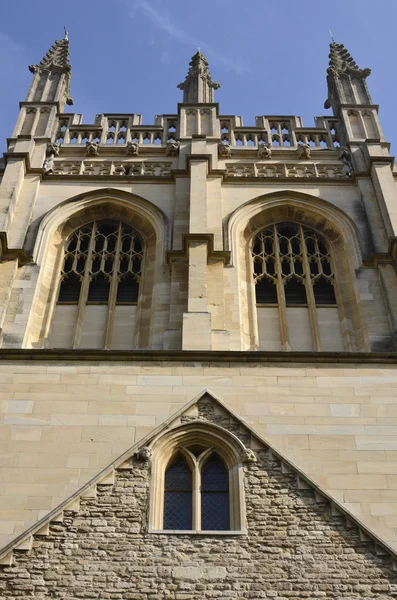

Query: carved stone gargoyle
[297,143,311,159]
[258,143,272,159]
[338,146,354,177]
[218,142,231,158]
[166,140,180,157]
[43,142,61,174]
[134,446,152,462]
[86,141,99,157]
[126,141,139,156]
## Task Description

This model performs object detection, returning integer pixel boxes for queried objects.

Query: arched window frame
[251,221,345,352]
[48,218,146,350]
[149,422,247,534]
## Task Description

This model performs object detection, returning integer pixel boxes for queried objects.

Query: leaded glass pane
[252,222,337,307]
[163,458,192,530]
[201,457,229,531]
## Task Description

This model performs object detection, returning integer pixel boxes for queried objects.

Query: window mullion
[72,222,97,349]
[104,222,123,350]
[273,224,290,351]
[193,463,201,530]
[299,226,321,351]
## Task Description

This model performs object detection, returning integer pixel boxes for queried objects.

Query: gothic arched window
[163,450,230,531]
[49,219,144,349]
[252,222,344,351]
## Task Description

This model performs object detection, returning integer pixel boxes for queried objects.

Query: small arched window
[149,421,245,534]
[49,218,144,349]
[163,450,230,531]
[252,222,344,351]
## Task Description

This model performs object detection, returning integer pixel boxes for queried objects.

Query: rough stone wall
[1,398,397,600]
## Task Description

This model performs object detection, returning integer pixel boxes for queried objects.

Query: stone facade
[1,33,397,596]
[1,394,397,599]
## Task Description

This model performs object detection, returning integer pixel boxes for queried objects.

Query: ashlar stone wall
[1,396,397,600]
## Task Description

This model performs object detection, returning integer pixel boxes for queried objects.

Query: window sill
[148,529,246,536]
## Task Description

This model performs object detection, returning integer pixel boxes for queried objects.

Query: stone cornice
[0,348,396,363]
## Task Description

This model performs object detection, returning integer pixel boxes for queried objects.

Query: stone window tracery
[49,218,144,349]
[149,422,246,534]
[252,222,344,351]
[163,450,230,531]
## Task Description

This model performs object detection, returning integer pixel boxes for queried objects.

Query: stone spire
[178,50,220,103]
[324,42,372,112]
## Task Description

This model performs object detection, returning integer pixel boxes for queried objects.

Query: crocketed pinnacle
[29,35,71,74]
[327,42,371,78]
[177,50,220,103]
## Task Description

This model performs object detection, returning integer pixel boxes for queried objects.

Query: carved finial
[64,27,69,41]
[178,50,220,103]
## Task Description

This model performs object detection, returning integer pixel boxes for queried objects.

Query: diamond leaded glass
[163,457,192,530]
[201,457,230,531]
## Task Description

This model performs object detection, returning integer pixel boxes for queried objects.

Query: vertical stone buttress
[174,52,229,350]
[325,41,397,350]
[0,34,73,346]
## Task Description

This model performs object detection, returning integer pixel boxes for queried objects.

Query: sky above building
[1,0,396,153]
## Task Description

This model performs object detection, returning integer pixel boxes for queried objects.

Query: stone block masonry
[1,397,397,599]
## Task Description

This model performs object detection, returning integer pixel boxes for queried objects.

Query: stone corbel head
[86,141,99,157]
[134,446,152,462]
[126,141,139,156]
[218,141,231,158]
[297,143,311,159]
[166,140,180,157]
[258,143,272,159]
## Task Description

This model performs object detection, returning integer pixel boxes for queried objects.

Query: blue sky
[1,0,397,152]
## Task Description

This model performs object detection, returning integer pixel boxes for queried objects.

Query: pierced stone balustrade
[225,162,348,179]
[50,160,173,177]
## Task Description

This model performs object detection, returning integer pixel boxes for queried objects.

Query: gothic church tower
[1,34,397,598]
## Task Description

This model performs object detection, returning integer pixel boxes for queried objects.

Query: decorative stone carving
[258,143,272,159]
[86,141,99,156]
[135,446,152,462]
[46,142,61,157]
[218,142,231,158]
[338,146,354,177]
[166,140,180,157]
[225,164,254,178]
[43,154,55,174]
[43,142,61,173]
[126,141,139,156]
[297,143,311,159]
[242,448,257,463]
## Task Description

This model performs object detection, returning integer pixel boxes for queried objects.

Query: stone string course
[1,398,397,600]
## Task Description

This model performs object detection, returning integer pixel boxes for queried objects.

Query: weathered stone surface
[1,398,397,599]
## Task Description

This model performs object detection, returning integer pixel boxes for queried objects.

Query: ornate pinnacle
[29,36,72,74]
[178,50,220,103]
[28,35,73,105]
[327,42,371,78]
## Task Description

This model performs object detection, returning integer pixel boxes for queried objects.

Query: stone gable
[1,394,397,600]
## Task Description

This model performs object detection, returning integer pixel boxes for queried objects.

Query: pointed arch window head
[163,449,230,532]
[252,222,344,352]
[49,219,144,350]
[149,421,246,535]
